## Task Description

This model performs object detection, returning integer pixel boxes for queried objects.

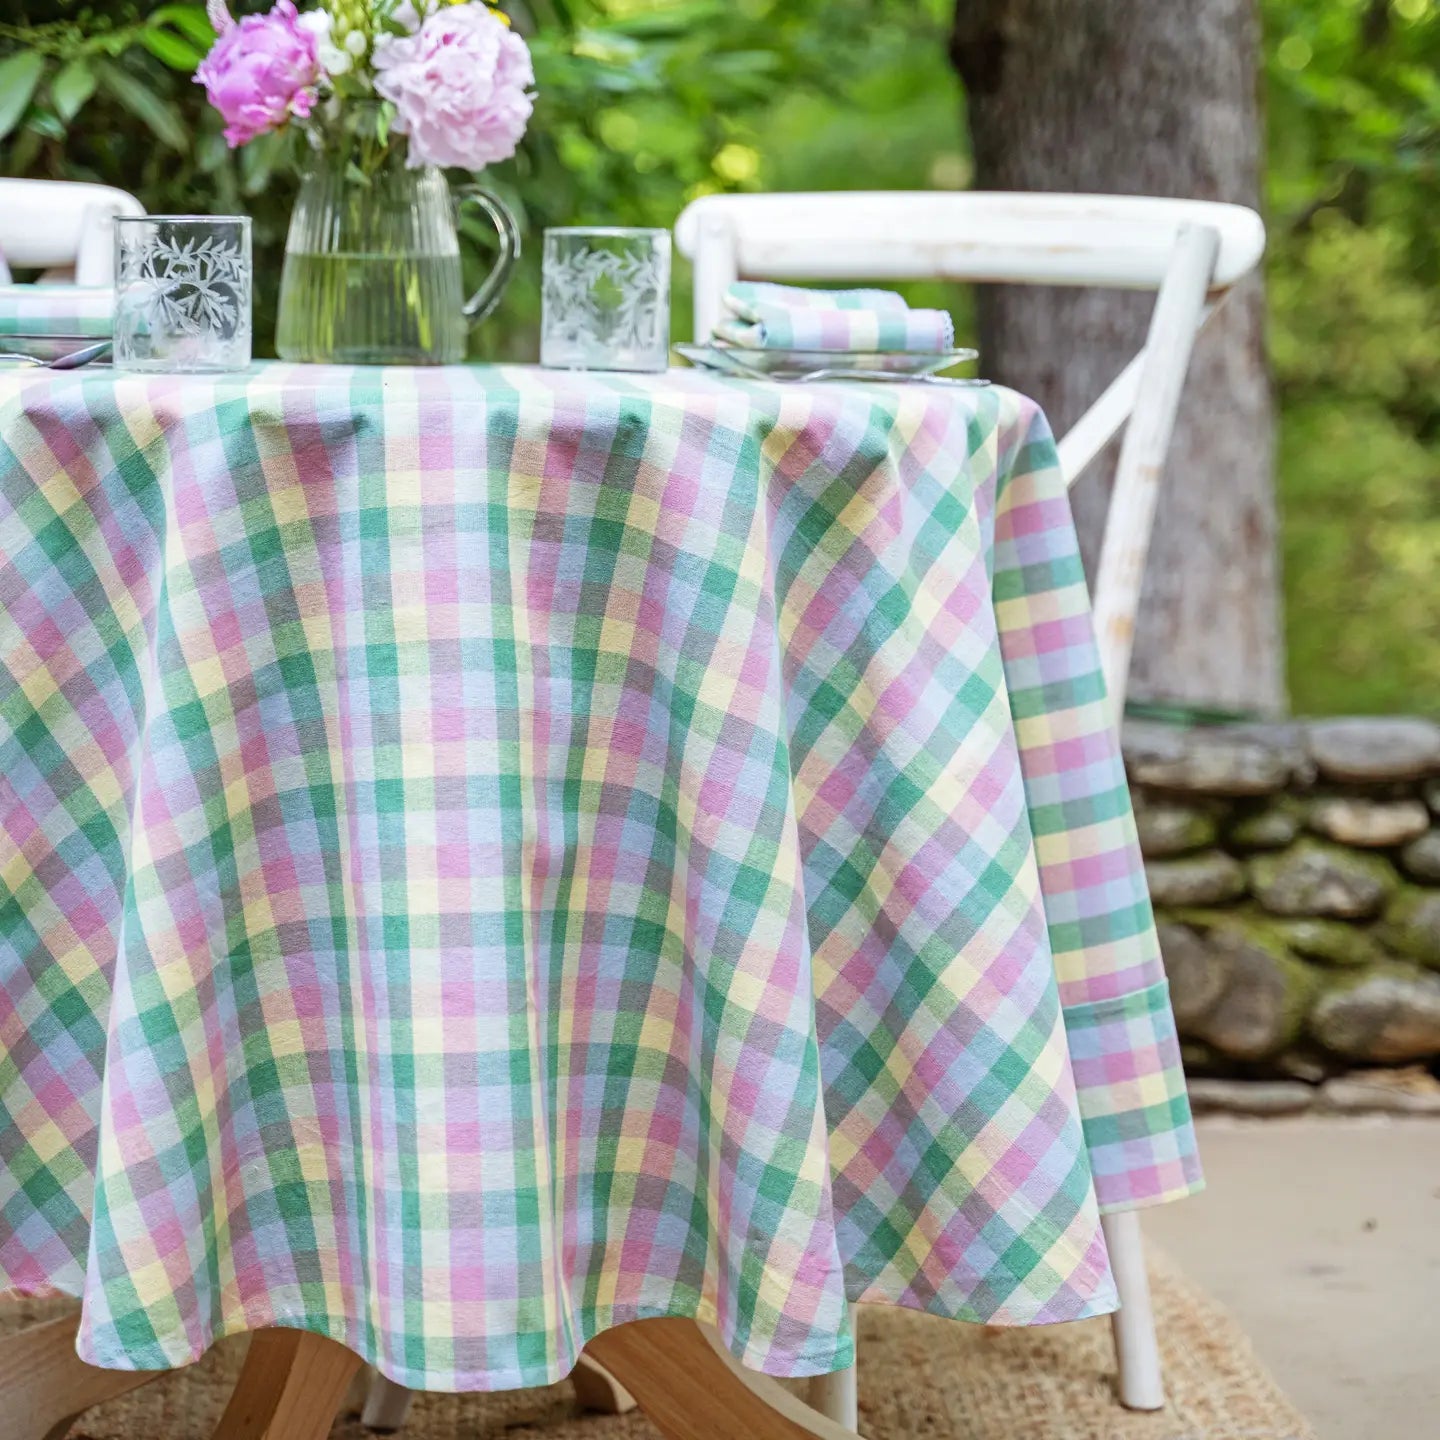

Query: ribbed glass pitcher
[276,110,518,366]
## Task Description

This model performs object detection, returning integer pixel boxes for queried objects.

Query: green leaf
[7,125,43,174]
[139,28,206,73]
[595,2,728,40]
[96,32,142,58]
[50,59,97,124]
[239,130,285,195]
[149,4,219,51]
[25,112,67,142]
[0,51,47,142]
[93,61,189,151]
[196,122,230,174]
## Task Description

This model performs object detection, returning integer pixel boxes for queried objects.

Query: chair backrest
[0,179,145,286]
[673,190,1266,718]
[675,190,1262,340]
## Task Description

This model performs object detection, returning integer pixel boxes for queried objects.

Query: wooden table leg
[212,1328,362,1440]
[571,1352,638,1415]
[585,1320,857,1440]
[0,1312,166,1440]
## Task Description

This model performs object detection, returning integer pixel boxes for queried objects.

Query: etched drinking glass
[541,228,671,372]
[113,216,252,372]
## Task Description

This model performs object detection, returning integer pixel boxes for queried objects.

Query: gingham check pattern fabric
[0,366,1197,1391]
[976,419,1201,1210]
[0,285,114,337]
[715,283,955,352]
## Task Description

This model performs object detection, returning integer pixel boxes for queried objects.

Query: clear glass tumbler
[113,215,252,372]
[541,227,671,372]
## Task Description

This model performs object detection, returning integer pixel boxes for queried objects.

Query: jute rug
[5,1248,1312,1440]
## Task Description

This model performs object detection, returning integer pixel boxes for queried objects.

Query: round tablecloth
[0,365,1199,1390]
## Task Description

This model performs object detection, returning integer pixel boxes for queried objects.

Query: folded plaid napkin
[714,280,955,351]
[0,284,114,337]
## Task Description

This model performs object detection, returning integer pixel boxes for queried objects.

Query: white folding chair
[0,177,145,285]
[674,190,1266,1427]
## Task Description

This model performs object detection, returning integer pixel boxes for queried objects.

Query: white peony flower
[295,10,332,39]
[373,3,535,170]
[317,41,352,76]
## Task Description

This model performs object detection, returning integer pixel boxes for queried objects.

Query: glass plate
[675,342,978,380]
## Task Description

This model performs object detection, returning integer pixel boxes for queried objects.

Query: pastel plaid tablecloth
[0,365,1200,1391]
[0,285,114,337]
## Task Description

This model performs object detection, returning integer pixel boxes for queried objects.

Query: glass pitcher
[276,107,518,366]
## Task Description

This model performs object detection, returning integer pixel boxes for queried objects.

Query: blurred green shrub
[1265,0,1440,714]
[1272,219,1440,713]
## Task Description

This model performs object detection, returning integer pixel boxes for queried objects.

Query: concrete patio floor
[1143,1114,1440,1440]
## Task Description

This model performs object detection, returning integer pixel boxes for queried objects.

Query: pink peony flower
[195,1,321,148]
[373,4,535,171]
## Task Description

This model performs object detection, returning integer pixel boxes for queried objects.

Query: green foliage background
[1,0,1437,716]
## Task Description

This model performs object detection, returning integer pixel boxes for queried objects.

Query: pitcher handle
[455,183,521,329]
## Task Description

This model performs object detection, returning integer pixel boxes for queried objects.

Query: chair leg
[805,1305,858,1431]
[345,1366,376,1416]
[361,1373,415,1433]
[807,1369,858,1432]
[1082,227,1215,1420]
[1103,1210,1165,1411]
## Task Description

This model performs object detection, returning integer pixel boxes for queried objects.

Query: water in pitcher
[276,250,467,365]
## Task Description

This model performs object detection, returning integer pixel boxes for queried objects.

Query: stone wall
[1126,716,1440,1098]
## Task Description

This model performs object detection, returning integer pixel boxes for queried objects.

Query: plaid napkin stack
[713,280,954,351]
[0,283,114,337]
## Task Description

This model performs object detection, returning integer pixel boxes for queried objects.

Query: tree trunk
[952,0,1284,717]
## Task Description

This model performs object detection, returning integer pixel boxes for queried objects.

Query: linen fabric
[0,365,1198,1391]
[714,282,955,352]
[0,284,114,337]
